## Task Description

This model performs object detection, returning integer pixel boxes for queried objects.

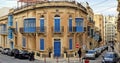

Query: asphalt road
[0,47,119,63]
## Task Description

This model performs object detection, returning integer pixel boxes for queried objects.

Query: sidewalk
[114,45,120,57]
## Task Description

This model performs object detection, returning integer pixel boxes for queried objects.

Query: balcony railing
[36,27,46,33]
[0,31,7,35]
[52,26,64,34]
[12,28,18,34]
[19,27,36,34]
[68,26,76,33]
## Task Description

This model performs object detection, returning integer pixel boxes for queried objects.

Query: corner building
[9,1,88,58]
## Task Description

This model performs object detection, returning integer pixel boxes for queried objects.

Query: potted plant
[63,47,68,57]
[47,47,53,57]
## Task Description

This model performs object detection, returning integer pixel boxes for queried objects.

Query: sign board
[76,43,79,48]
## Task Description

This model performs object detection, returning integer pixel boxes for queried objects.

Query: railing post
[44,57,46,63]
[56,57,58,63]
[68,56,70,63]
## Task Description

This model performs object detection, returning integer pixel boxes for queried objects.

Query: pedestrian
[78,48,82,58]
[106,46,108,51]
[29,52,32,61]
[111,46,114,51]
[31,51,35,61]
[78,48,82,62]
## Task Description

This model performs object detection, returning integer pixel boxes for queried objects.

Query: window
[16,22,18,32]
[8,29,13,39]
[87,26,91,36]
[40,38,44,50]
[69,38,72,50]
[40,16,45,32]
[22,37,26,48]
[54,15,60,32]
[69,17,72,32]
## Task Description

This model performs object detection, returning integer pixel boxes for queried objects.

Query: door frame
[53,38,62,57]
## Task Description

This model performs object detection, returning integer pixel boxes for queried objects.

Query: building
[84,2,96,50]
[0,7,10,48]
[104,16,117,44]
[94,14,104,46]
[6,0,88,59]
[0,16,8,48]
[116,0,120,55]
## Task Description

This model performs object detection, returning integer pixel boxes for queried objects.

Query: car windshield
[104,53,115,58]
[87,50,95,53]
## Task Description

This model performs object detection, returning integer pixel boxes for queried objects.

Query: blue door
[40,18,44,32]
[10,42,14,49]
[54,39,61,57]
[54,18,60,32]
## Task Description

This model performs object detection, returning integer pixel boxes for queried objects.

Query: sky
[0,0,118,16]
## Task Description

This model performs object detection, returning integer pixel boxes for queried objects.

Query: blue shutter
[8,29,13,39]
[40,18,44,32]
[54,18,60,32]
[90,29,93,37]
[8,15,13,26]
[16,22,18,32]
[69,39,72,50]
[69,18,72,32]
[40,39,44,50]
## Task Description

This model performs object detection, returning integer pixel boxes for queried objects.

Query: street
[0,50,111,63]
[0,47,119,63]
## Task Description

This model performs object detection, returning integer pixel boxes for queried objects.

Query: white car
[85,50,96,60]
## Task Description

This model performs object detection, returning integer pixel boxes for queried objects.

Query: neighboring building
[94,14,104,46]
[84,2,96,50]
[104,16,117,44]
[0,7,10,48]
[0,16,8,48]
[5,1,88,59]
[116,0,120,55]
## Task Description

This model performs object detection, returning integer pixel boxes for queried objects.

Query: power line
[95,6,116,12]
[90,0,108,6]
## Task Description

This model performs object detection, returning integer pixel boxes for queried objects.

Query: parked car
[1,48,11,55]
[84,50,97,60]
[102,52,120,63]
[18,50,29,59]
[14,49,20,58]
[0,46,3,52]
[7,49,19,56]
